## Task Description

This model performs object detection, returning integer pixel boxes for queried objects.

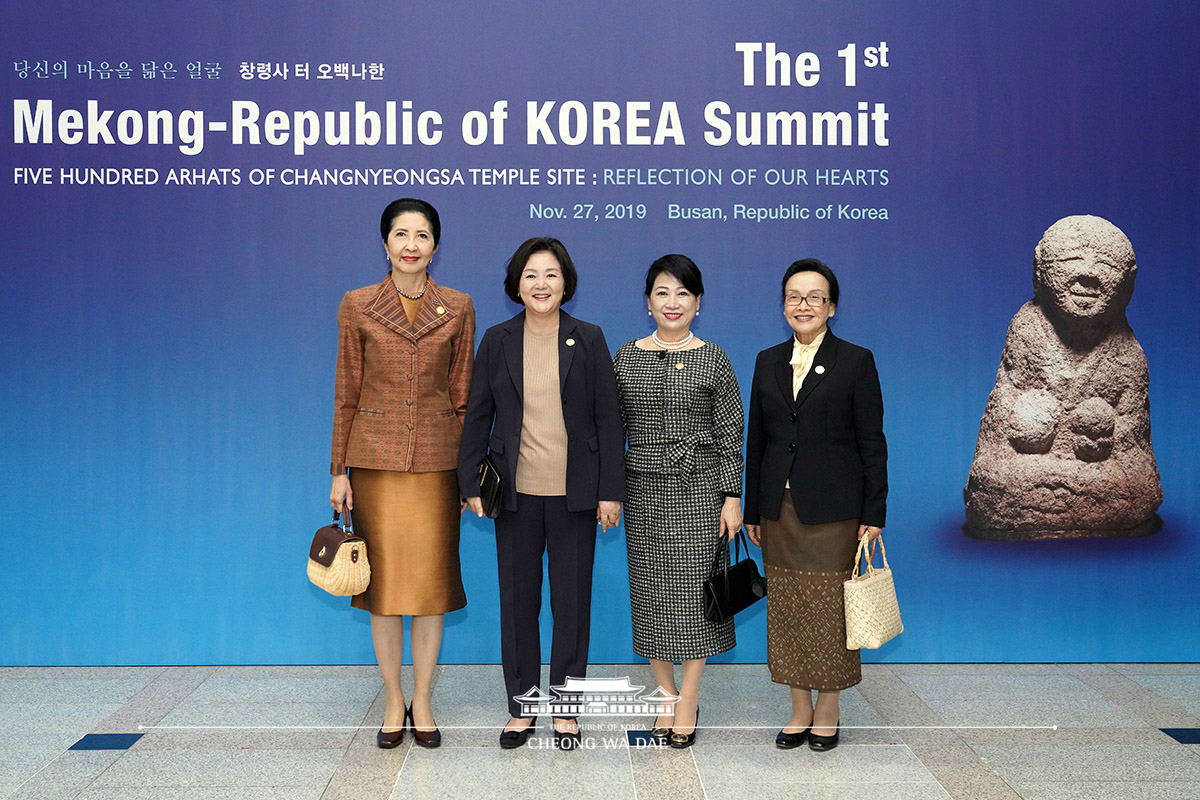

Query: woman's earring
[648,310,653,316]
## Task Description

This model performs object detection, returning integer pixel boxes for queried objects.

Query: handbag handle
[852,534,889,579]
[333,506,355,535]
[709,529,751,599]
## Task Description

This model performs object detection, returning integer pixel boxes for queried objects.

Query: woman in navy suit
[745,259,887,752]
[458,236,624,750]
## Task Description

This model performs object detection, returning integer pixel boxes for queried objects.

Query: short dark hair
[781,258,839,306]
[645,254,704,297]
[504,237,579,305]
[380,198,441,246]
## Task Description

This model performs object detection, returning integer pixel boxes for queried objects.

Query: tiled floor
[3,663,1199,799]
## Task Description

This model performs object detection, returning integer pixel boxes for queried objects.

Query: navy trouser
[495,493,597,719]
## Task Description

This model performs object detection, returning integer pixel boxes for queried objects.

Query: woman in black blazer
[744,259,887,752]
[458,237,624,750]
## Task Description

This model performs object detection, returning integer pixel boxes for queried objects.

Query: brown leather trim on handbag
[309,524,363,567]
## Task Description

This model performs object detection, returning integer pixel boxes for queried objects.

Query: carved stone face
[1033,216,1136,321]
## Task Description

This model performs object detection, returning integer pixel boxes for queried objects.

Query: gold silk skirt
[348,468,466,616]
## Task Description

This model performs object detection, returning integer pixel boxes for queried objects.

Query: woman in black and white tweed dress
[613,254,744,749]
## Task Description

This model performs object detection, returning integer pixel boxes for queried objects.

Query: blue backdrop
[3,0,1198,665]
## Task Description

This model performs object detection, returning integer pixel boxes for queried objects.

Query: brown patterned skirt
[762,490,860,690]
[348,468,466,616]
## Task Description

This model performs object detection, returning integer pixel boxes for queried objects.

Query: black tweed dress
[613,340,744,660]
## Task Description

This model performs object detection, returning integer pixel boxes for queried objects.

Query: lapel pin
[676,362,685,370]
[566,338,575,346]
[814,365,825,374]
[436,306,445,315]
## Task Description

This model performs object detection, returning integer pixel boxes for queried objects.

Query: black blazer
[744,330,887,527]
[457,310,625,514]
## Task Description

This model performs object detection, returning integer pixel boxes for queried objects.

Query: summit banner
[2,0,1197,665]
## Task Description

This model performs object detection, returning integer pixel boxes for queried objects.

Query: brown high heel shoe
[409,704,442,748]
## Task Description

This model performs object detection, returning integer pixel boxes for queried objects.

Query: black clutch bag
[479,453,502,519]
[703,530,767,622]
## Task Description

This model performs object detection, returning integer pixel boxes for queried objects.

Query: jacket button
[789,412,797,422]
[787,442,796,453]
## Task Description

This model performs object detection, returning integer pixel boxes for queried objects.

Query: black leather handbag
[703,530,767,622]
[479,453,502,519]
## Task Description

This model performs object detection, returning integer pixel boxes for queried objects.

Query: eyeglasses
[784,292,830,308]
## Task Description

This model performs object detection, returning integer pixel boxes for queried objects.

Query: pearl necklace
[652,330,694,350]
[394,280,427,300]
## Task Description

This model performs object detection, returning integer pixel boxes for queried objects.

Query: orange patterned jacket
[331,275,475,475]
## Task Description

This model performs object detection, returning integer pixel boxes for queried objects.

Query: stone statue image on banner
[964,215,1163,540]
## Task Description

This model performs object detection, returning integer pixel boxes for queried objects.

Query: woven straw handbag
[307,508,370,596]
[844,535,903,649]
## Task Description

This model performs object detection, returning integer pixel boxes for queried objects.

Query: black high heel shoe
[650,714,674,744]
[499,717,537,749]
[409,704,442,749]
[669,706,699,749]
[775,725,810,749]
[376,709,406,749]
[808,720,840,752]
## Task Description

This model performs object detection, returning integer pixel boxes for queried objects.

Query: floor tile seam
[908,739,1024,799]
[315,764,340,800]
[698,778,957,787]
[856,665,963,742]
[687,741,916,748]
[623,723,644,800]
[1110,664,1200,676]
[156,700,378,708]
[82,780,340,790]
[390,729,416,789]
[319,683,385,797]
[919,765,1024,800]
[688,746,708,799]
[1082,674,1200,727]
[1,751,62,800]
[99,666,217,733]
[886,665,1068,676]
[1009,779,1200,784]
[968,739,1200,752]
[127,666,204,702]
[65,748,127,800]
[0,701,129,708]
